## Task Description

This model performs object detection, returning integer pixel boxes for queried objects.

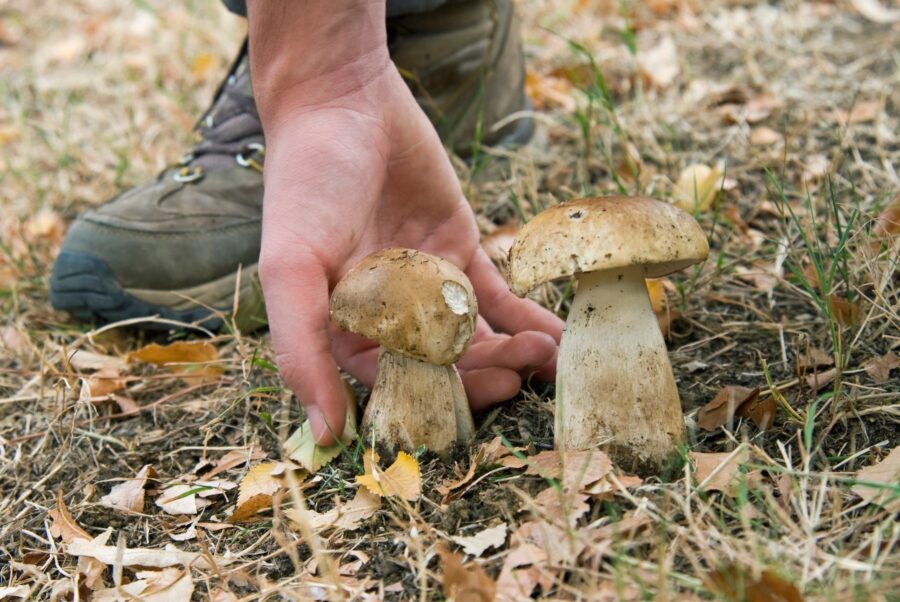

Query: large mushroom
[330,248,476,456]
[507,196,709,474]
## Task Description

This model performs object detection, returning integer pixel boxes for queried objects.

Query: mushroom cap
[507,196,709,296]
[330,248,477,365]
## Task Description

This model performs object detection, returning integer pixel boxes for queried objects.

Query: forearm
[246,0,389,127]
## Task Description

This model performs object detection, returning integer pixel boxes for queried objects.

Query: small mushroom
[330,248,477,455]
[507,196,709,474]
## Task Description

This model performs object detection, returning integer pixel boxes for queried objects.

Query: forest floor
[1,0,898,600]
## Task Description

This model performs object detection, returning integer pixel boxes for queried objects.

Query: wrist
[246,0,390,127]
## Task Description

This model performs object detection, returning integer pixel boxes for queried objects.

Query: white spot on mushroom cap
[441,281,470,315]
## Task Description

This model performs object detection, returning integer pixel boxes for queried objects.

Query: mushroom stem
[556,265,685,473]
[361,349,474,455]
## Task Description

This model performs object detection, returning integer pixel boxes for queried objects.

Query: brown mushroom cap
[330,248,477,365]
[507,196,709,296]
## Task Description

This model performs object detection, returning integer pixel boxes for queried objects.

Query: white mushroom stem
[556,265,685,473]
[361,349,474,455]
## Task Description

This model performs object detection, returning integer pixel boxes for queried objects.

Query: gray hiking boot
[50,0,532,332]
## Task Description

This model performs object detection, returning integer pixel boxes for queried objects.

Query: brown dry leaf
[797,346,833,371]
[852,446,900,510]
[227,493,273,523]
[356,450,421,501]
[209,588,239,602]
[805,367,837,393]
[524,449,612,491]
[93,568,193,602]
[673,163,723,213]
[69,530,224,569]
[451,523,508,558]
[851,0,900,23]
[532,485,590,526]
[48,491,92,544]
[750,126,783,146]
[480,224,520,264]
[438,543,496,602]
[829,295,862,327]
[706,564,804,602]
[513,520,584,565]
[589,511,654,544]
[0,586,30,600]
[83,367,128,399]
[637,35,679,89]
[583,473,644,500]
[292,487,382,533]
[872,195,900,239]
[68,349,127,372]
[697,386,774,431]
[24,209,65,247]
[734,262,782,292]
[828,100,881,125]
[100,465,157,513]
[126,340,223,384]
[864,352,900,383]
[525,70,576,111]
[690,450,760,497]
[437,437,520,500]
[495,543,552,599]
[236,462,302,506]
[202,447,266,480]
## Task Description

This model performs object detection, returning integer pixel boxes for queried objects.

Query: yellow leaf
[236,462,303,506]
[673,163,723,213]
[284,386,357,472]
[126,341,222,384]
[227,493,274,523]
[356,451,421,501]
[191,53,217,78]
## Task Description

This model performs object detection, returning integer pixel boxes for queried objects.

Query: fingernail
[306,405,328,443]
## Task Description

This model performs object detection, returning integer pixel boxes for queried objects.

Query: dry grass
[1,0,898,600]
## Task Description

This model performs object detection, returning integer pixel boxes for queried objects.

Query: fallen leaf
[690,450,761,497]
[290,487,382,533]
[356,451,421,501]
[864,352,900,383]
[532,486,590,526]
[155,485,210,516]
[496,543,552,599]
[201,447,266,480]
[797,346,833,371]
[524,449,612,491]
[697,386,774,431]
[69,530,225,569]
[438,544,496,602]
[851,0,900,23]
[647,278,679,335]
[513,520,584,565]
[169,522,197,542]
[525,70,576,111]
[743,94,783,124]
[706,564,804,602]
[0,586,30,600]
[638,35,679,89]
[829,295,862,327]
[805,367,837,392]
[803,154,830,180]
[588,511,654,543]
[237,462,300,506]
[83,367,128,398]
[734,262,782,292]
[68,350,127,372]
[191,53,217,78]
[828,100,881,125]
[852,446,900,510]
[583,472,644,500]
[437,437,521,500]
[285,389,357,472]
[100,465,157,513]
[209,588,239,602]
[126,340,223,384]
[93,568,193,602]
[451,523,508,558]
[227,493,273,523]
[48,491,92,543]
[750,126,782,146]
[872,195,900,239]
[673,163,723,213]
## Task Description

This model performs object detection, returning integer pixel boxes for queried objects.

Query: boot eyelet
[236,143,265,172]
[173,166,204,183]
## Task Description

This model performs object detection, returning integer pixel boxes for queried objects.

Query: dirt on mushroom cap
[507,196,709,296]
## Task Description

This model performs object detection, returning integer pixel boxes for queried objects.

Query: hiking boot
[50,0,532,332]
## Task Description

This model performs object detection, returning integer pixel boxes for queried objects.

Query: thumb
[259,255,348,446]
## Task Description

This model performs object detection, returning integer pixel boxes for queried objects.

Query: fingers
[456,330,556,374]
[258,252,348,446]
[461,368,523,412]
[466,248,564,342]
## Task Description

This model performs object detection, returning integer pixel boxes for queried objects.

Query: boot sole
[50,251,266,332]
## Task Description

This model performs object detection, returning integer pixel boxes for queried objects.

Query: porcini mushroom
[330,248,477,456]
[507,196,708,474]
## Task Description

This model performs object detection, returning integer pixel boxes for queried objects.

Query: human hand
[248,0,563,444]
